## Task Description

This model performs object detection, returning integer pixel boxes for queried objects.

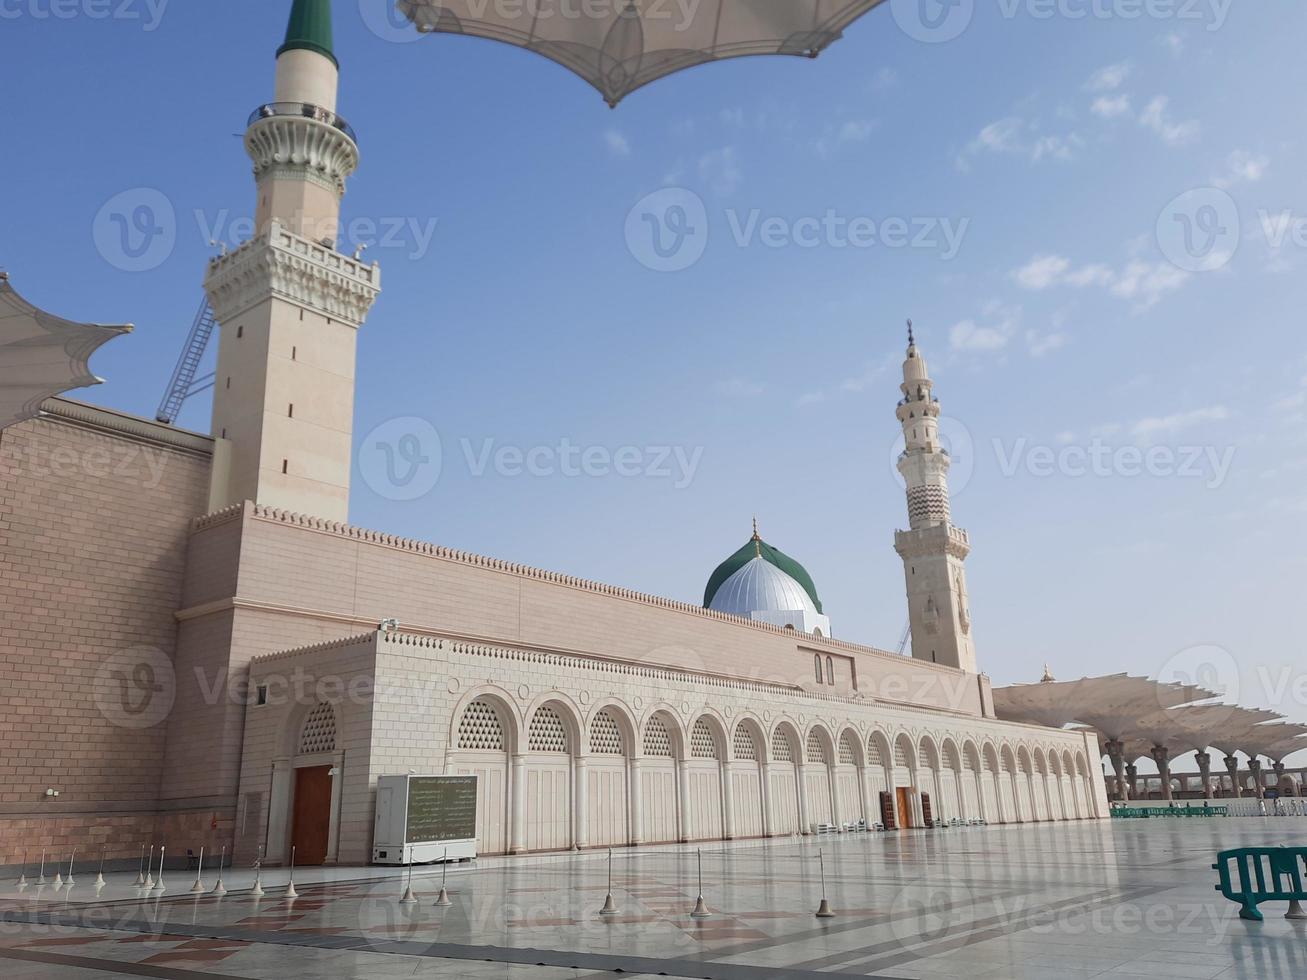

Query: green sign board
[404,775,478,844]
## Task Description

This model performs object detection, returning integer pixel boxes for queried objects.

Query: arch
[838,728,865,767]
[959,740,982,821]
[803,725,836,827]
[690,716,726,761]
[893,732,918,774]
[916,735,943,825]
[449,692,516,854]
[1032,747,1052,822]
[1014,746,1035,822]
[938,737,964,823]
[1073,752,1092,818]
[640,708,685,844]
[588,702,637,757]
[298,701,337,755]
[866,729,893,812]
[979,743,1001,823]
[684,714,726,842]
[768,721,803,834]
[729,718,767,838]
[522,697,581,852]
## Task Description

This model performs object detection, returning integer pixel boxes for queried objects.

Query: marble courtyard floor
[1,819,1306,980]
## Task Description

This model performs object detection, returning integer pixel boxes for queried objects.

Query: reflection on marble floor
[2,820,1307,979]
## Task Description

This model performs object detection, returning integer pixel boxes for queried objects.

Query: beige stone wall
[0,400,212,864]
[235,630,1107,865]
[163,504,999,857]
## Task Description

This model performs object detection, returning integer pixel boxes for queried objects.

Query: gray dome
[708,556,819,619]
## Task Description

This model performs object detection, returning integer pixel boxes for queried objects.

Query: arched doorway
[641,712,681,843]
[730,721,766,838]
[524,702,575,851]
[918,737,942,824]
[450,696,515,855]
[999,745,1018,823]
[980,744,1001,823]
[769,723,802,834]
[835,729,866,828]
[892,734,918,828]
[804,727,836,827]
[961,742,982,821]
[686,716,725,841]
[587,706,630,847]
[286,701,342,867]
[1015,747,1034,822]
[940,739,963,822]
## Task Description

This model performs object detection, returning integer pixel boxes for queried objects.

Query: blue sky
[3,1,1306,761]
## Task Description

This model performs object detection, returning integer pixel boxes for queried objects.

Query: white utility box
[372,774,479,865]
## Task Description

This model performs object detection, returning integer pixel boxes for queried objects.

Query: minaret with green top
[202,0,380,524]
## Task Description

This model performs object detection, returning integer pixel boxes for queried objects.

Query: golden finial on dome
[752,516,762,557]
[907,318,915,348]
[1040,663,1056,683]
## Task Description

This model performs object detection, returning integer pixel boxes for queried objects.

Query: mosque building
[0,0,1106,870]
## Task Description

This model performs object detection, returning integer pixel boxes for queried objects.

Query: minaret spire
[892,325,977,673]
[279,0,337,65]
[202,0,379,523]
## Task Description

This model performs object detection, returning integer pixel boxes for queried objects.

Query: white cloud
[815,119,877,157]
[719,107,745,128]
[1013,255,1070,290]
[951,320,1011,351]
[1012,255,1188,310]
[604,129,630,157]
[1084,63,1131,93]
[959,118,1080,169]
[1091,94,1133,119]
[1161,32,1184,57]
[950,304,1021,353]
[1026,328,1070,357]
[1130,405,1229,439]
[1139,96,1200,146]
[796,391,826,408]
[1109,260,1190,309]
[698,147,741,195]
[1214,150,1269,188]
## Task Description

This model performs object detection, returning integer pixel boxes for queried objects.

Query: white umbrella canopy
[0,275,131,431]
[398,0,890,106]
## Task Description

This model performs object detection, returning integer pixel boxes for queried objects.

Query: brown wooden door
[896,787,914,829]
[879,791,897,830]
[291,766,333,867]
[921,793,934,828]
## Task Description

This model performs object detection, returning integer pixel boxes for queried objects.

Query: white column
[325,751,344,863]
[859,768,874,827]
[676,758,691,843]
[760,762,775,836]
[796,763,812,834]
[266,758,292,864]
[574,756,590,850]
[628,758,644,845]
[721,762,736,840]
[509,754,527,854]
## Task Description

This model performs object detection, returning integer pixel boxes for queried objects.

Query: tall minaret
[892,322,976,672]
[203,0,380,522]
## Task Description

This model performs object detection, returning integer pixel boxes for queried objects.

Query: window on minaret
[826,657,834,685]
[814,655,821,683]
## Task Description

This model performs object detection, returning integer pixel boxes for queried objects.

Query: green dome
[278,0,337,67]
[704,533,823,614]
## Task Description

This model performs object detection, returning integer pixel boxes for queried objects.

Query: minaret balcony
[249,102,357,145]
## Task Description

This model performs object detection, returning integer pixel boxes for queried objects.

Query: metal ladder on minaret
[156,298,217,424]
